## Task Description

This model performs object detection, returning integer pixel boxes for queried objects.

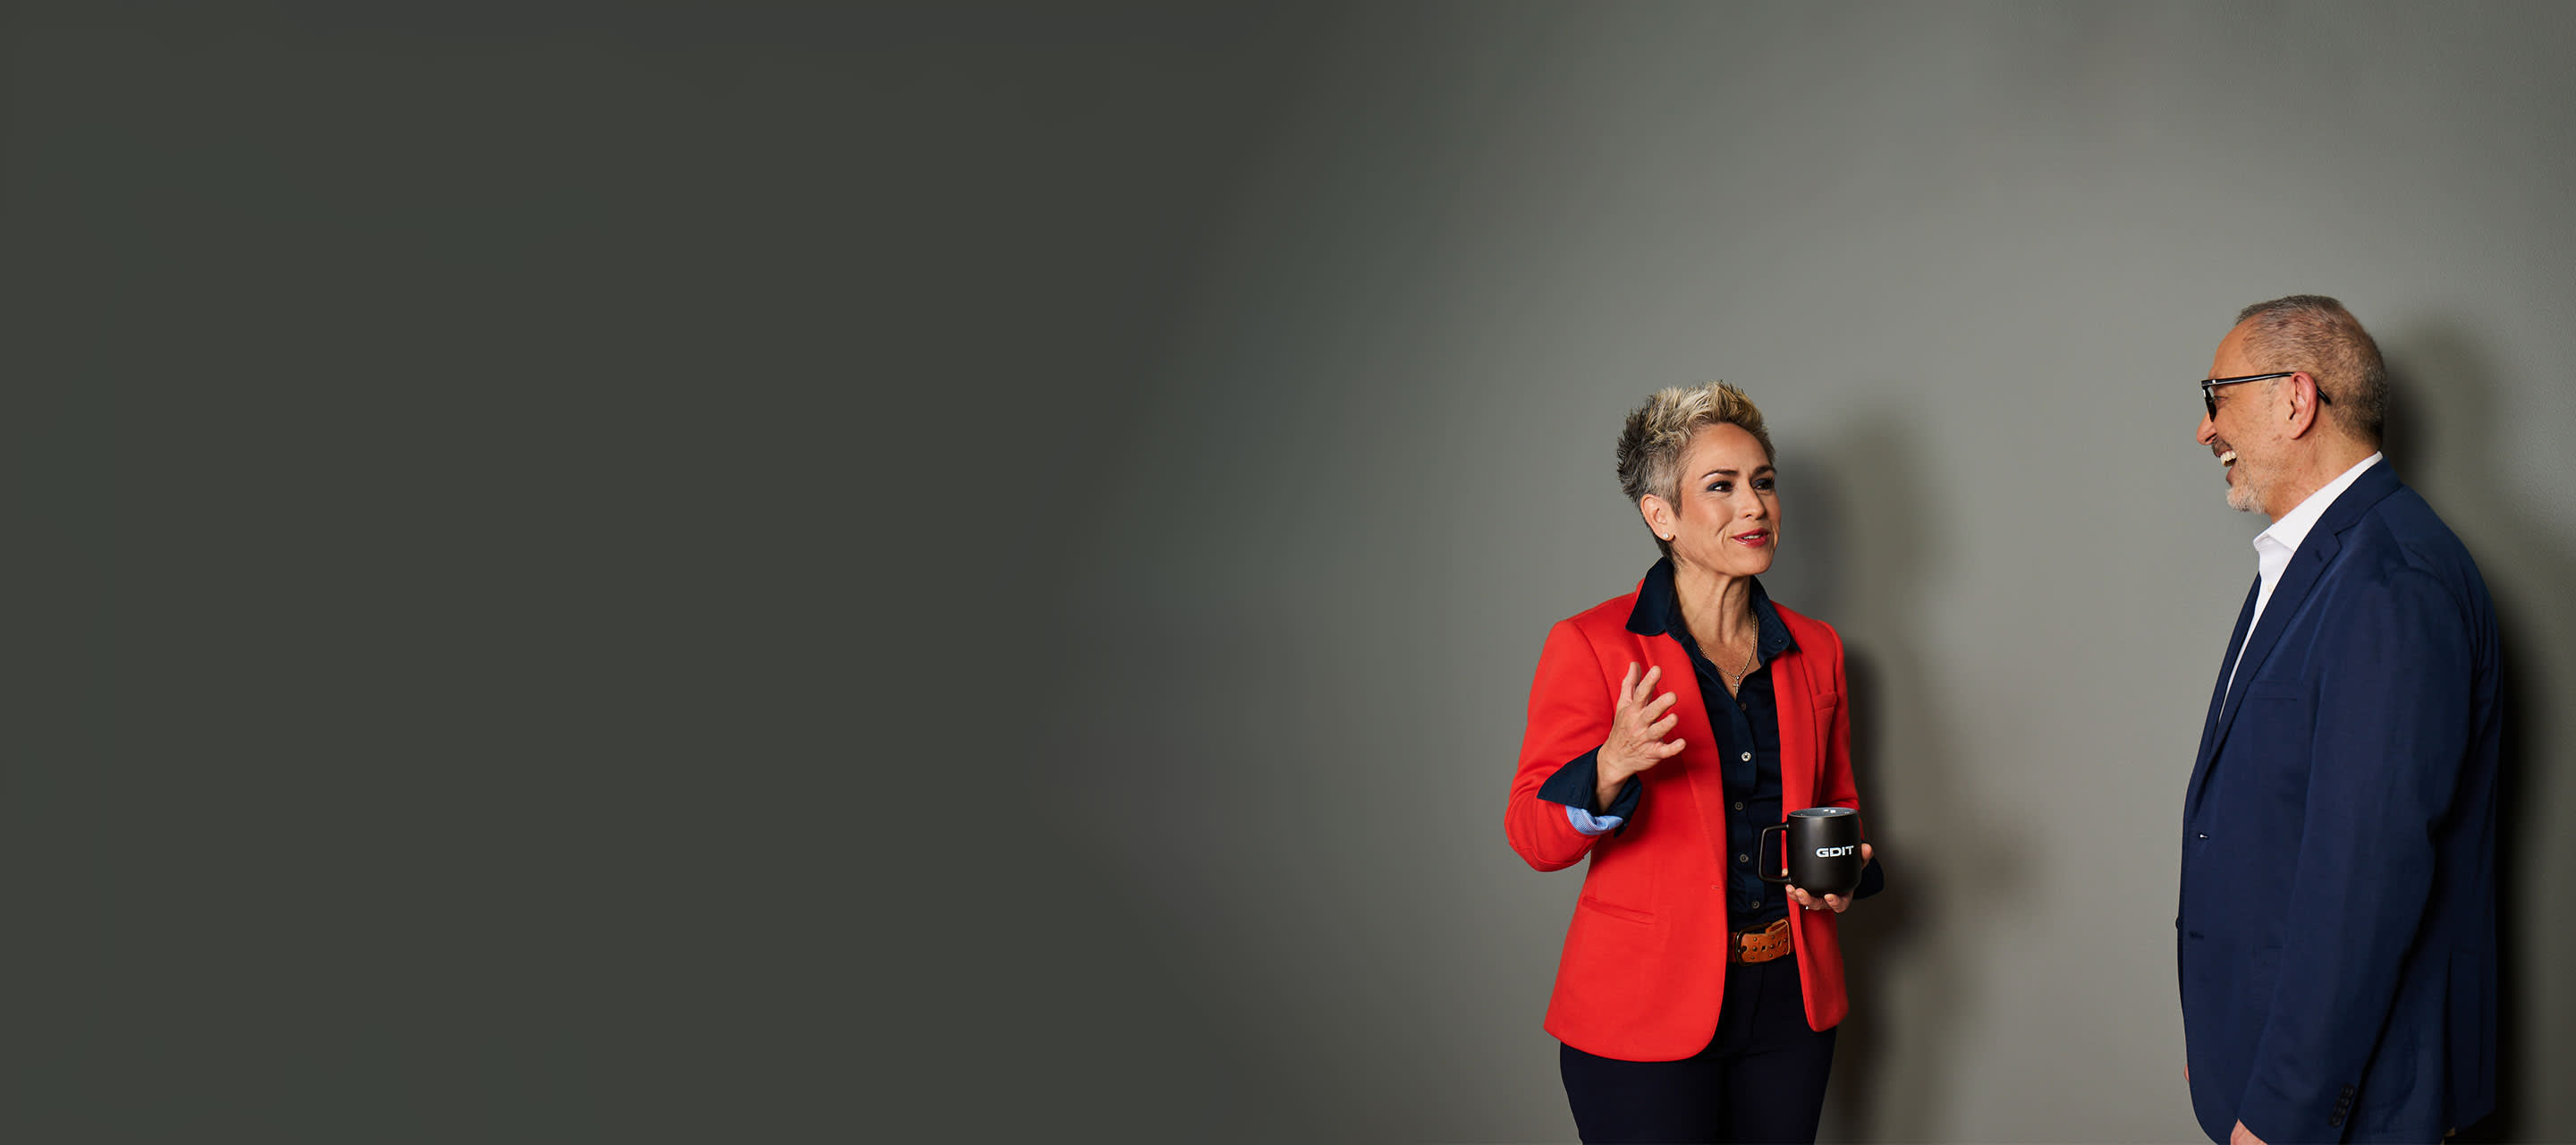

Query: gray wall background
[973,3,2576,1142]
[11,2,2572,1141]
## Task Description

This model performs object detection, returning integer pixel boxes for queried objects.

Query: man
[2179,295,2501,1144]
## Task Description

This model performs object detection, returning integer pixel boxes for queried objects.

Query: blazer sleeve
[2234,565,2479,1141]
[1505,619,1622,872]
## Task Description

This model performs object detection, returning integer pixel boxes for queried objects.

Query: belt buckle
[1729,918,1790,964]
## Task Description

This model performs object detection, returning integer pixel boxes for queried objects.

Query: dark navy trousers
[1558,955,1837,1144]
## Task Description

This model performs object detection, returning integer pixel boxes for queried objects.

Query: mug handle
[1756,824,1791,884]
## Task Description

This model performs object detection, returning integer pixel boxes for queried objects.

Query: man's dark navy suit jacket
[2181,462,2500,1144]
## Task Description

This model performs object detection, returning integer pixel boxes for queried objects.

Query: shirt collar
[2255,452,2383,560]
[1625,556,1798,658]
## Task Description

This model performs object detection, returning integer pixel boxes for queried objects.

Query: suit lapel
[2185,580,2259,820]
[2200,580,2259,756]
[2208,535,2339,741]
[2187,464,2403,816]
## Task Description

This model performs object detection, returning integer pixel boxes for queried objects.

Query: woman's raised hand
[1597,663,1685,806]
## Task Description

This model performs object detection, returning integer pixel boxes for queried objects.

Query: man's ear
[2282,371,2325,438]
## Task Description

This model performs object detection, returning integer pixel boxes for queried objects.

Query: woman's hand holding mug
[1762,807,1873,912]
[1597,663,1686,809]
[1786,843,1873,912]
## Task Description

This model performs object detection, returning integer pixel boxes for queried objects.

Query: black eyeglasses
[2200,371,2330,417]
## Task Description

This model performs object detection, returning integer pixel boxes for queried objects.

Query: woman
[1505,382,1881,1144]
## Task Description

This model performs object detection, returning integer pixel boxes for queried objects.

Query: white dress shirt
[2224,452,2384,702]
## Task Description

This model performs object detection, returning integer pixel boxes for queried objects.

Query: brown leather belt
[1728,918,1792,964]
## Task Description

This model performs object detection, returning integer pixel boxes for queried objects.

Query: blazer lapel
[1771,641,1818,812]
[2190,464,2403,810]
[1634,630,1730,844]
[2202,581,2259,752]
[2185,580,2258,821]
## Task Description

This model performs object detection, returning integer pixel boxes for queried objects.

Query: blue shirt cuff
[1564,803,1625,836]
[1537,748,1641,835]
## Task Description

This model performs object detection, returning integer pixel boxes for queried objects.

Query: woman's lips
[1732,530,1771,546]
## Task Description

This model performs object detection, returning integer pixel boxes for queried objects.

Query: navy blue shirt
[1538,559,1880,929]
[1640,559,1793,928]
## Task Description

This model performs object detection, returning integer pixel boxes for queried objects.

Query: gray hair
[2234,294,2388,446]
[1614,382,1775,559]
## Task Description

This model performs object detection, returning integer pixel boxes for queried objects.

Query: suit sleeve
[2235,566,2477,1141]
[1505,620,1623,871]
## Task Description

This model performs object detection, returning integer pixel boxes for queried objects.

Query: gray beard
[2226,470,2263,513]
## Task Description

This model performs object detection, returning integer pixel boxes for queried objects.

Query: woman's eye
[1707,481,1730,494]
[1754,478,1775,491]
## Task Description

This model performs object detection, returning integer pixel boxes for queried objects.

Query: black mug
[1758,807,1864,897]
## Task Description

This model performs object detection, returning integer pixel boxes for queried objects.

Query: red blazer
[1505,583,1863,1062]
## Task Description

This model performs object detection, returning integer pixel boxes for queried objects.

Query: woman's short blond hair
[1614,382,1775,557]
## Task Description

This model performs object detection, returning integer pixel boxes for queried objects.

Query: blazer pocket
[1576,894,1657,926]
[1809,690,1843,757]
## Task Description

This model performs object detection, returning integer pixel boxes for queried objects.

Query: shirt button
[1737,853,1750,863]
[1741,751,1752,762]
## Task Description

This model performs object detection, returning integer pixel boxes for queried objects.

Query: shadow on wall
[2380,324,2573,1144]
[1776,414,2030,1143]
